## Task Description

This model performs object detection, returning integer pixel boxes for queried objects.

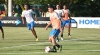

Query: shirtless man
[61,5,71,38]
[45,5,62,52]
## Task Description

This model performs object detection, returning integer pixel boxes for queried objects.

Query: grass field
[0,27,100,55]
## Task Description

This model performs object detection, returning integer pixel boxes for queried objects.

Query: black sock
[35,36,37,38]
[57,37,59,40]
[68,33,70,36]
[61,34,63,38]
[53,45,56,51]
[56,44,60,48]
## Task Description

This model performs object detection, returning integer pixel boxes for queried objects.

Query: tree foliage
[0,0,100,17]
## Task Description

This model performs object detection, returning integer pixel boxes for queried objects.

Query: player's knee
[49,37,52,42]
[31,27,34,30]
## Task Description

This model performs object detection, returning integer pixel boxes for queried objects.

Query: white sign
[72,17,100,28]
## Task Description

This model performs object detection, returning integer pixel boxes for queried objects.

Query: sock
[53,45,56,51]
[35,36,37,38]
[56,44,60,48]
[68,33,70,36]
[57,37,59,40]
[61,34,63,38]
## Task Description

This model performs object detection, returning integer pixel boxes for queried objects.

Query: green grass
[0,27,100,55]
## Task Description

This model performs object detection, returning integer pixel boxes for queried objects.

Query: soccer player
[61,5,71,38]
[54,4,63,41]
[0,9,4,40]
[22,4,38,41]
[45,5,62,52]
[54,4,63,20]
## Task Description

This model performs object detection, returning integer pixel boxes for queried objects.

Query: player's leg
[49,36,57,52]
[65,20,71,37]
[31,27,38,40]
[49,29,58,52]
[30,22,38,41]
[0,21,4,40]
[60,20,65,40]
[55,29,62,52]
[68,25,71,37]
[49,36,62,52]
[27,22,38,41]
[0,27,4,40]
[60,27,64,40]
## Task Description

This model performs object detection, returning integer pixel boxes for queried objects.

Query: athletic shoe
[49,49,57,52]
[58,45,62,52]
[36,38,38,41]
[56,38,59,42]
[68,33,71,37]
[61,37,64,40]
[68,35,71,37]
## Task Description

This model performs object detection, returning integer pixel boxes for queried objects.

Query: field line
[0,52,45,54]
[86,50,100,52]
[0,42,49,49]
[0,36,99,49]
[0,50,100,54]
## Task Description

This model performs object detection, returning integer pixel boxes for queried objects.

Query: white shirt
[54,10,63,19]
[22,9,35,23]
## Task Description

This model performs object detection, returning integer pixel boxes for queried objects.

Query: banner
[72,17,100,28]
[1,17,77,27]
[1,17,50,27]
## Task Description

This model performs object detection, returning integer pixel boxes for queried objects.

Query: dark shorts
[0,21,2,29]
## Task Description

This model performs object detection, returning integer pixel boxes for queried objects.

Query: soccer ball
[45,46,51,53]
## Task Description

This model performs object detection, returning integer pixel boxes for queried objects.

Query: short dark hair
[24,4,30,9]
[48,5,54,9]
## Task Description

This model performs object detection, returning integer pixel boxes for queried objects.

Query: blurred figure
[21,4,38,41]
[61,5,71,38]
[0,9,4,40]
[54,4,63,42]
[13,11,20,17]
[45,5,62,52]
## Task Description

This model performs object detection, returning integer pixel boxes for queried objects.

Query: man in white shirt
[22,4,38,41]
[54,4,63,20]
[54,4,63,42]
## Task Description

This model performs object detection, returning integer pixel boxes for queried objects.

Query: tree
[1,0,99,17]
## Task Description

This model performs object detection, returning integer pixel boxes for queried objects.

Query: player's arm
[22,17,25,24]
[32,10,37,21]
[34,14,37,21]
[45,21,51,30]
[62,10,65,17]
[21,12,25,24]
[68,9,71,19]
[59,20,62,32]
[0,15,3,19]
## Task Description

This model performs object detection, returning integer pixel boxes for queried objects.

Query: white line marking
[0,52,46,54]
[0,50,100,54]
[0,42,49,49]
[86,50,100,52]
[0,36,99,50]
[64,39,100,44]
[63,36,100,44]
[79,42,100,44]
